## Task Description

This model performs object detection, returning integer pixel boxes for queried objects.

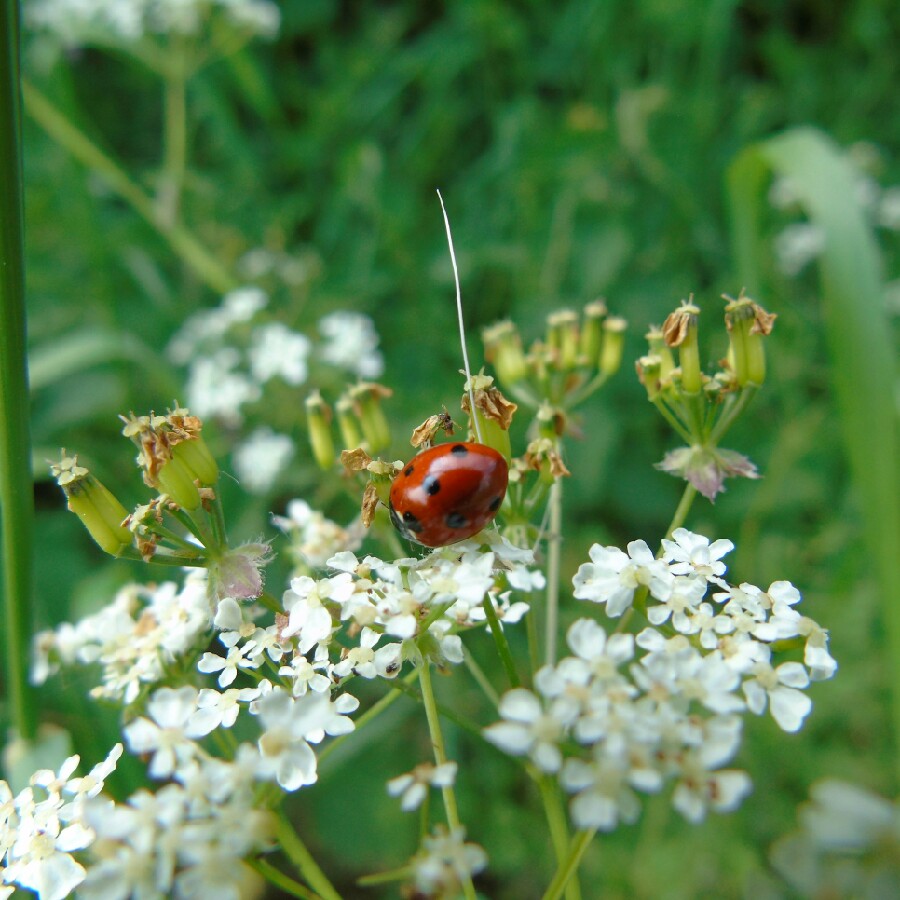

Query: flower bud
[635,355,662,401]
[155,456,202,510]
[724,295,776,386]
[461,376,517,461]
[579,299,607,366]
[171,435,219,486]
[51,454,131,556]
[645,325,675,382]
[306,391,336,470]
[662,302,701,393]
[350,383,393,454]
[546,309,580,371]
[483,320,528,386]
[600,317,627,377]
[333,395,361,453]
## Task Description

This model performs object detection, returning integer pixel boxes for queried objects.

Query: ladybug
[389,442,509,548]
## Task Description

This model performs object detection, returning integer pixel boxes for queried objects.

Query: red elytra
[388,442,509,548]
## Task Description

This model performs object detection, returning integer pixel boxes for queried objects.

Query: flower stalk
[417,657,478,900]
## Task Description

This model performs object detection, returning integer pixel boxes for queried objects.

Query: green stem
[158,37,188,229]
[708,385,757,445]
[0,0,37,741]
[463,647,500,706]
[247,857,319,900]
[482,594,520,689]
[392,676,484,740]
[357,865,413,887]
[317,672,415,767]
[545,478,563,666]
[565,369,609,408]
[541,829,596,900]
[663,483,697,541]
[21,80,236,295]
[276,814,342,900]
[131,549,208,567]
[652,397,692,444]
[184,506,218,553]
[535,772,581,900]
[418,659,477,900]
[209,492,228,548]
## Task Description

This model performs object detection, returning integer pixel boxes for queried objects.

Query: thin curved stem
[482,594,520,689]
[544,478,563,666]
[246,857,318,900]
[541,829,596,900]
[22,80,236,294]
[275,814,342,900]
[663,483,698,542]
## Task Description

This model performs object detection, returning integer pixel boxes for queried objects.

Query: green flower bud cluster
[306,382,393,470]
[121,406,219,511]
[635,293,776,501]
[483,301,626,413]
[53,406,229,567]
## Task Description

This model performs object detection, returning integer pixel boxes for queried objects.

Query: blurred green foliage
[14,0,900,897]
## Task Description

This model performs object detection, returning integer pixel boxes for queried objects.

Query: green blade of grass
[728,127,900,782]
[0,0,38,741]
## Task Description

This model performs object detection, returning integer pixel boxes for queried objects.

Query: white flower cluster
[1,744,122,900]
[32,572,211,703]
[167,287,384,453]
[272,499,365,571]
[232,427,295,494]
[410,826,488,898]
[26,0,280,45]
[772,780,900,897]
[485,529,836,830]
[196,533,539,706]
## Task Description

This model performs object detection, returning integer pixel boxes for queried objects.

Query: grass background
[10,1,900,896]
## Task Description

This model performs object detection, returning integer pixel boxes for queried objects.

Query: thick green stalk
[0,0,38,742]
[22,80,237,295]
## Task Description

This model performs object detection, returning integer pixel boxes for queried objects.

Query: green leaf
[727,126,900,776]
[29,328,178,393]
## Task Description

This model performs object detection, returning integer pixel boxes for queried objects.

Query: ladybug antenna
[437,189,484,445]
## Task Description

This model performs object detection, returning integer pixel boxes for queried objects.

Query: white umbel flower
[573,540,674,616]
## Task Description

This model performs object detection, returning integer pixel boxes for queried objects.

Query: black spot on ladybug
[488,495,502,512]
[404,465,414,477]
[445,511,468,529]
[402,510,423,533]
[450,444,468,455]
[423,475,440,496]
